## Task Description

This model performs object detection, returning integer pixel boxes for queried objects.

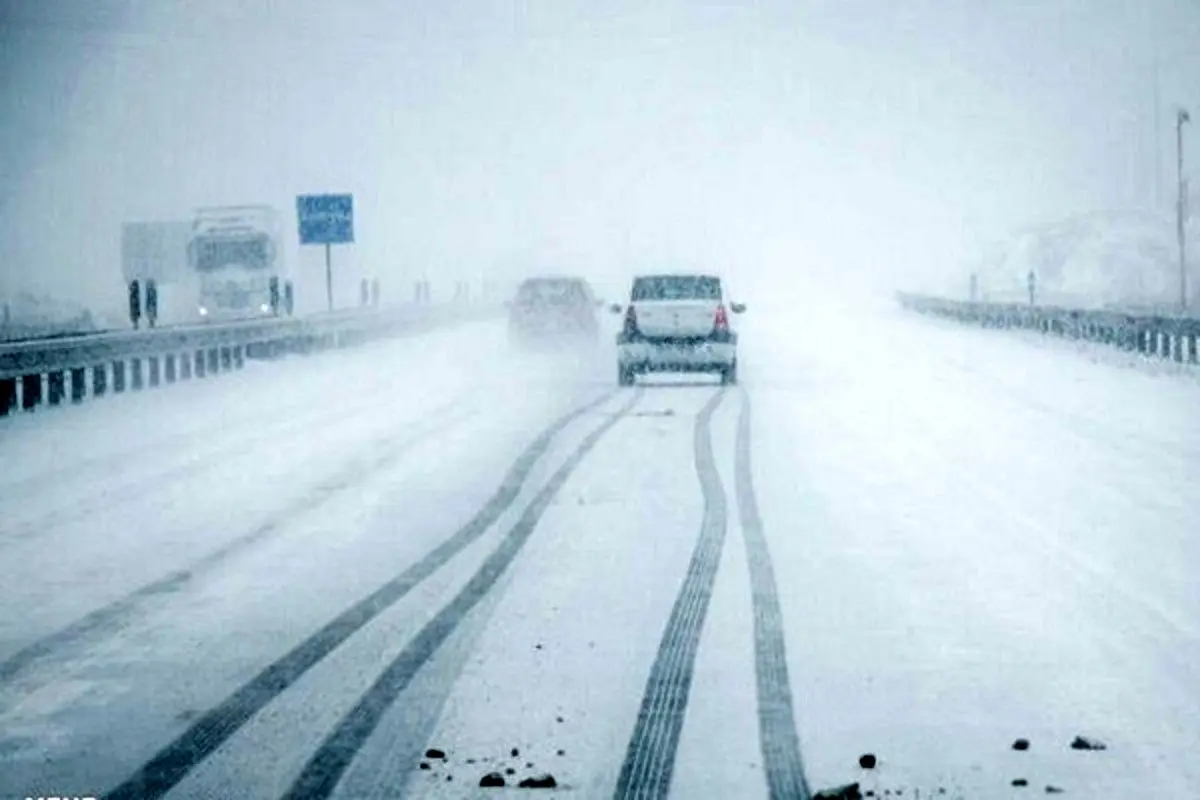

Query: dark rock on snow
[1045,786,1064,794]
[813,783,863,800]
[480,771,506,788]
[418,762,430,770]
[519,773,559,789]
[1070,735,1107,751]
[425,747,446,760]
[1012,738,1030,751]
[1012,778,1029,786]
[859,753,878,769]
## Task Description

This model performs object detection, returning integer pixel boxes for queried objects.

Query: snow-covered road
[0,300,1196,800]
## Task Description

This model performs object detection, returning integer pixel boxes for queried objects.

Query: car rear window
[516,279,589,305]
[631,275,721,301]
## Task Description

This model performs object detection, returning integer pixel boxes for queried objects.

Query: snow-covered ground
[0,297,1196,799]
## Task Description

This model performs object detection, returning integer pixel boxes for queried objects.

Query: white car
[612,273,745,386]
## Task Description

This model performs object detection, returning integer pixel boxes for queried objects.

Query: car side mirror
[609,303,624,314]
[730,302,747,314]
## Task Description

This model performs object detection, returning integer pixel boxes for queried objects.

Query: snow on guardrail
[0,301,502,416]
[896,293,1200,365]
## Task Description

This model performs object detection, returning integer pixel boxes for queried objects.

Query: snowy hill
[974,211,1200,311]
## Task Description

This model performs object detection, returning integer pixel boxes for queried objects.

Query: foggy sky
[2,0,1198,310]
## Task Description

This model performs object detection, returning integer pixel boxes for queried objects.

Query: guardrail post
[180,352,191,380]
[148,356,161,387]
[47,370,65,406]
[93,364,107,396]
[194,350,206,378]
[112,360,127,392]
[130,359,144,390]
[220,347,232,371]
[0,378,15,416]
[21,374,41,410]
[207,348,219,375]
[70,368,86,403]
[234,346,244,368]
[165,354,177,383]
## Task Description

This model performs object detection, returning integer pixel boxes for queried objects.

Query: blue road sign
[297,194,354,245]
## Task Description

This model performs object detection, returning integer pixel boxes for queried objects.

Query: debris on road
[479,771,506,788]
[1070,735,1107,751]
[813,783,863,800]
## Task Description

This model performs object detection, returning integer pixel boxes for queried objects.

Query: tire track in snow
[280,388,645,800]
[613,387,728,800]
[0,398,478,689]
[734,388,811,800]
[101,387,622,800]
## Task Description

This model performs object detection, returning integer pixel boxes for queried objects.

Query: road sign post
[297,194,354,313]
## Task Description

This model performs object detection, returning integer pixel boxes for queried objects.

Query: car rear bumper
[617,336,736,370]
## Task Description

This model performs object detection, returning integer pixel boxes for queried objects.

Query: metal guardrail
[0,302,501,416]
[896,293,1200,364]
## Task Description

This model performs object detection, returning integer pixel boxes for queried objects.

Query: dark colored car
[507,276,601,347]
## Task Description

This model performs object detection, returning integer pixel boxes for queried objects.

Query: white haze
[1,0,1198,313]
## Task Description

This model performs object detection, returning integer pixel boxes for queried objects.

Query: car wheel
[720,360,738,386]
[618,364,636,386]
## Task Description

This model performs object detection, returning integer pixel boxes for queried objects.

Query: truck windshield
[191,238,270,271]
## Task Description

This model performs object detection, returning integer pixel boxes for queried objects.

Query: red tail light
[714,304,730,332]
[623,305,638,336]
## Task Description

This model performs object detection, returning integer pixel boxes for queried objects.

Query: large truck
[187,205,294,321]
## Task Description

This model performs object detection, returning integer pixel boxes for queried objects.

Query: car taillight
[623,305,638,336]
[714,304,730,332]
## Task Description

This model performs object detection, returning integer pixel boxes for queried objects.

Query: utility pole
[1153,59,1162,208]
[1178,107,1191,310]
